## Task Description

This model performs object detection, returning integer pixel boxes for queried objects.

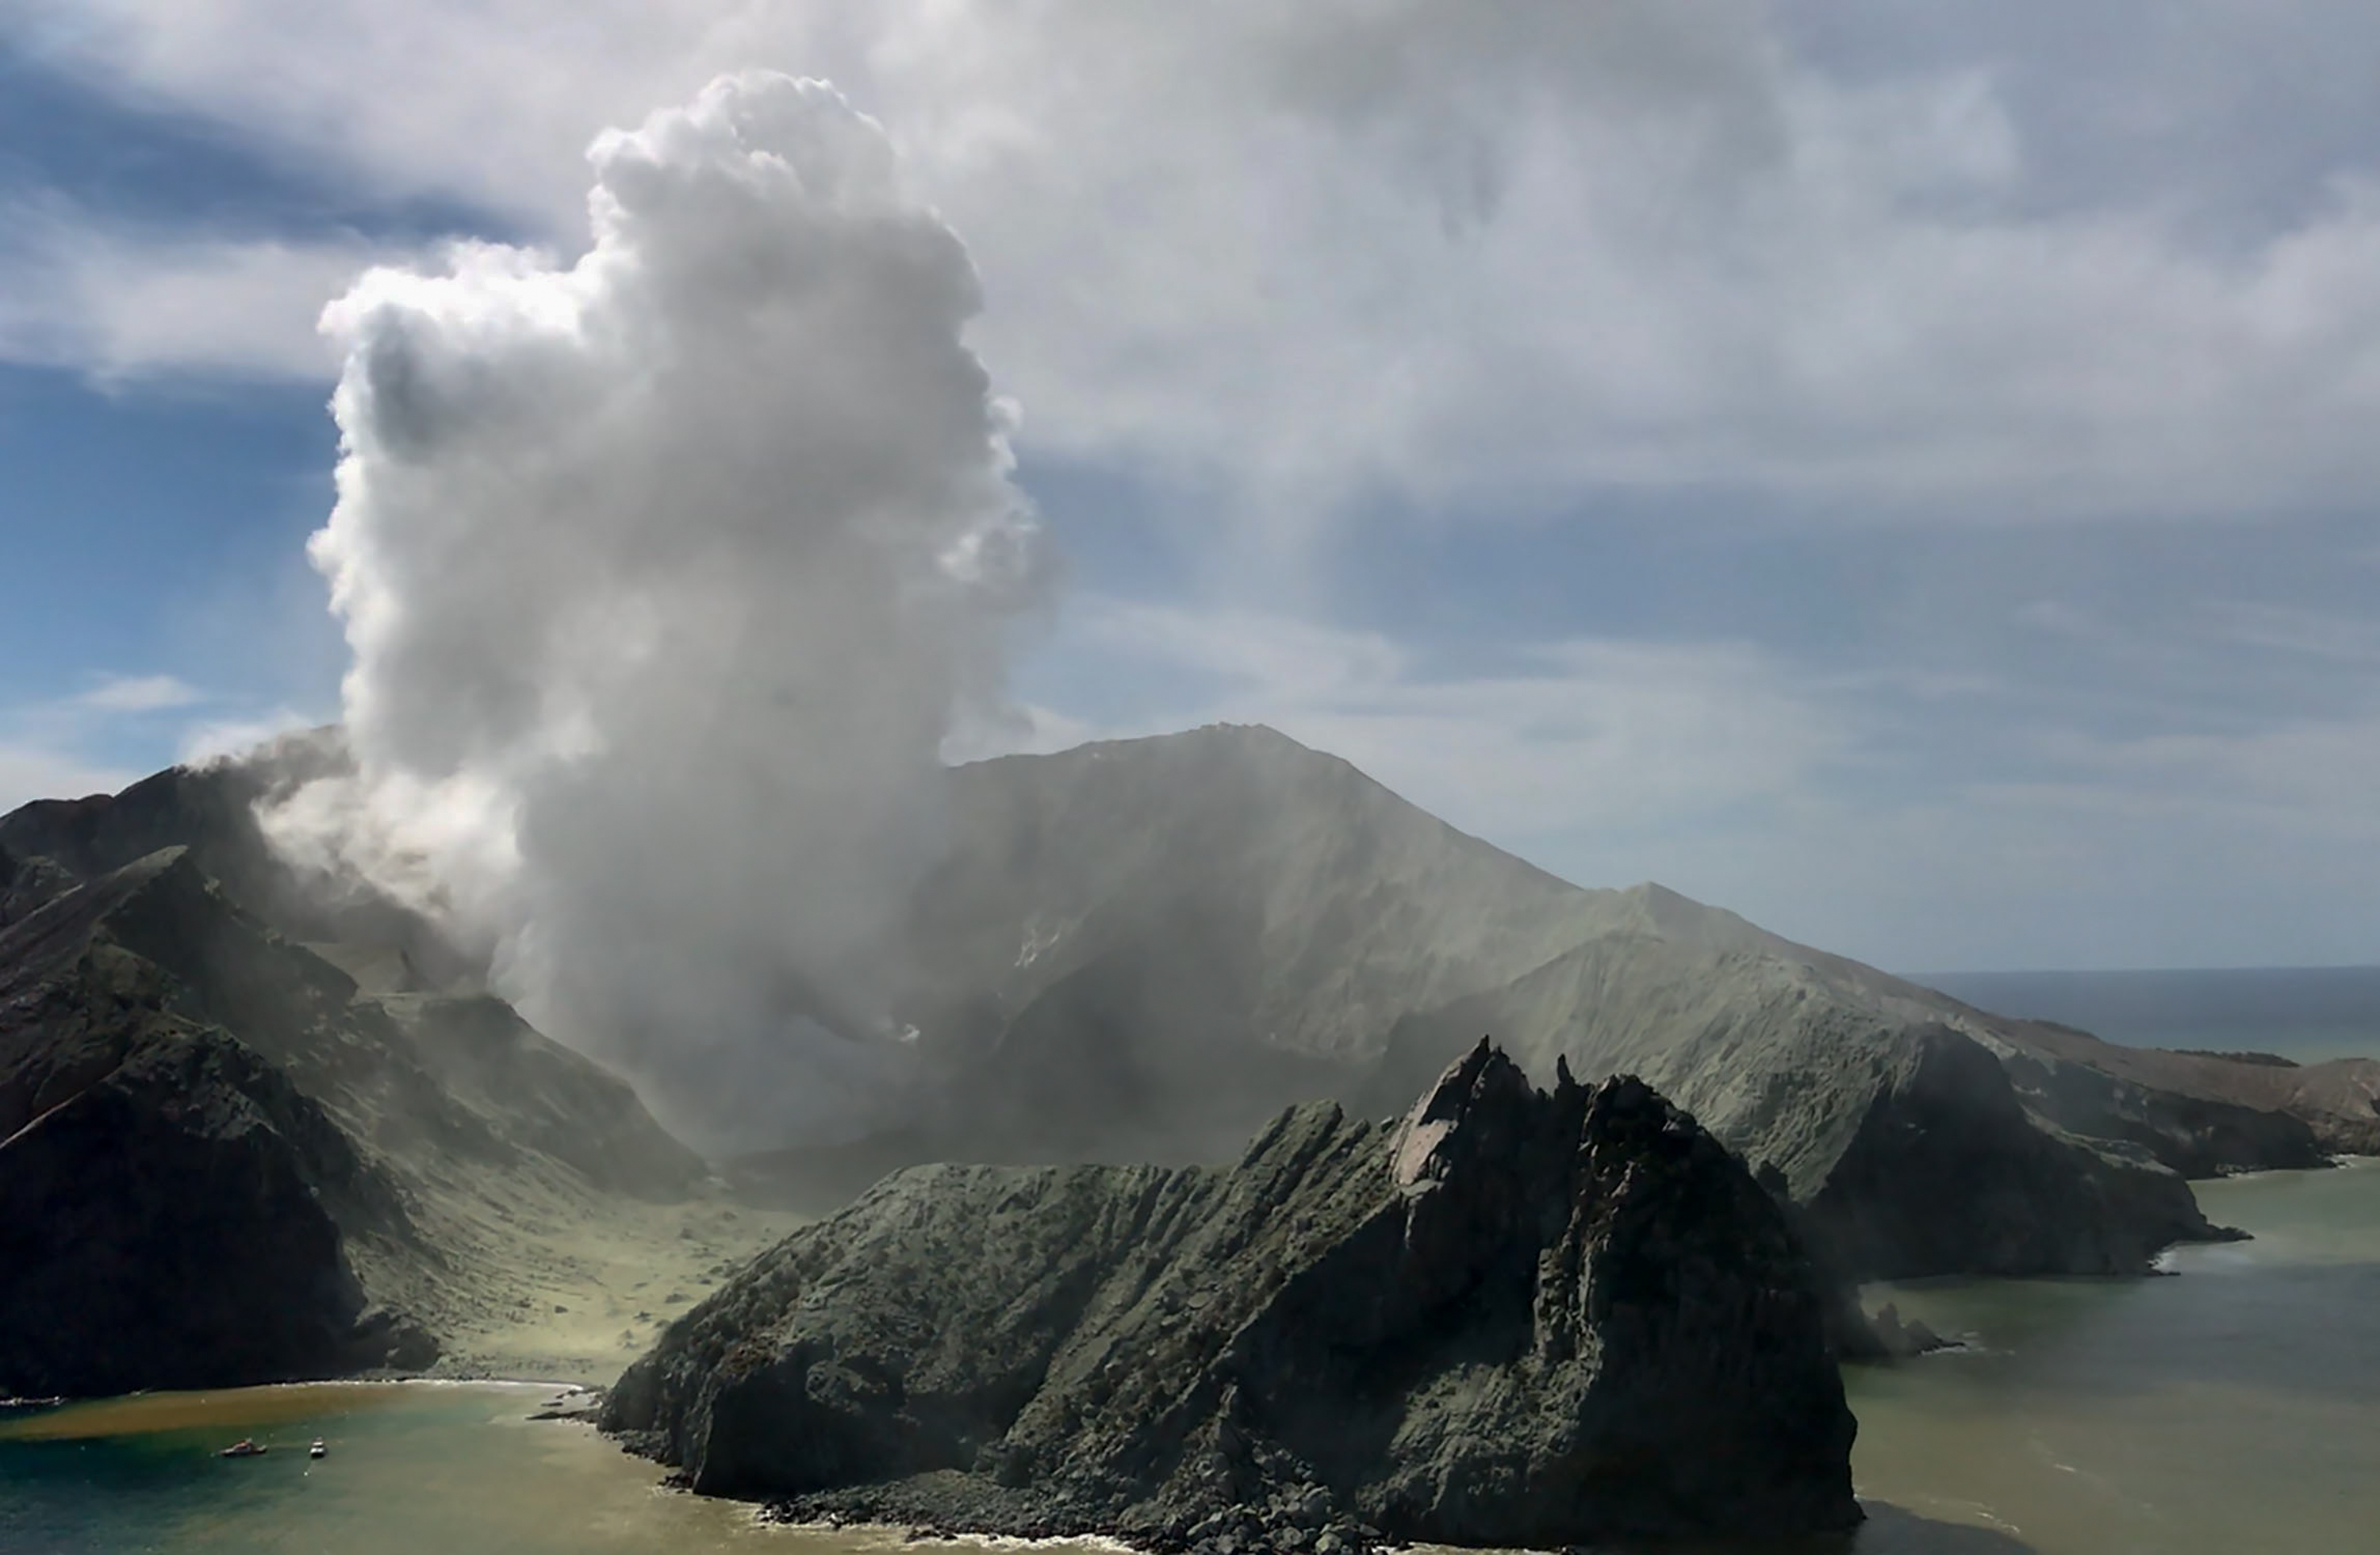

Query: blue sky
[2,2,2376,974]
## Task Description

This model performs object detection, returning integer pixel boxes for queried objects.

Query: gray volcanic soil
[756,724,2336,1277]
[8,724,2367,1393]
[0,759,794,1396]
[607,1042,1860,1551]
[0,849,431,1395]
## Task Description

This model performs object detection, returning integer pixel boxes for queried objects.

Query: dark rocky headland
[0,754,714,1400]
[605,1041,1863,1550]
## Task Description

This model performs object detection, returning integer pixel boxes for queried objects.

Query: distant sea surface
[1913,965,2380,1063]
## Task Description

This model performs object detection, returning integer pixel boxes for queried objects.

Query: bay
[7,1166,2376,1553]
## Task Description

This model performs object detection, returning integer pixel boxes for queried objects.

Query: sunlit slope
[882,724,2347,1275]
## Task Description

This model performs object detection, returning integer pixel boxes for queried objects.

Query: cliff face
[0,851,428,1398]
[0,825,706,1397]
[0,1030,417,1399]
[1983,1019,2380,1164]
[1370,940,2229,1277]
[607,1043,1860,1549]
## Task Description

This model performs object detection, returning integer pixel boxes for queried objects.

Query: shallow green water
[1845,1158,2380,1554]
[7,1161,2377,1555]
[0,1382,992,1555]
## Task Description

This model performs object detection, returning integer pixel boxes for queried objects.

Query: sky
[0,2,2374,975]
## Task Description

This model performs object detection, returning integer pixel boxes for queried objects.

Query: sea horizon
[1909,965,2380,1062]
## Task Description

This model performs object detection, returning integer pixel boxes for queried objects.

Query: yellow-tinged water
[1839,1158,2380,1555]
[7,1161,2378,1554]
[0,1380,1092,1554]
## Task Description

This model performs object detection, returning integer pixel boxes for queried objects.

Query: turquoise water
[8,1161,2378,1554]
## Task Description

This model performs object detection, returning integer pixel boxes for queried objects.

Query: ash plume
[265,72,1049,1152]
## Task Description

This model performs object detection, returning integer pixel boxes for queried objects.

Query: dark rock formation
[0,845,78,929]
[1372,948,2231,1278]
[1,757,704,1197]
[0,833,705,1396]
[0,853,429,1398]
[1990,1033,2332,1179]
[1802,1027,2227,1279]
[1985,1018,2380,1162]
[0,736,477,987]
[1866,1304,1949,1360]
[606,1042,1860,1549]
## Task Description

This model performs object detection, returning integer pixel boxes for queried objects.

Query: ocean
[1914,965,2380,1064]
[7,969,2377,1554]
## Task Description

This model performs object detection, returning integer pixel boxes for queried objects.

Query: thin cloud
[0,198,379,379]
[75,673,205,712]
[0,745,135,812]
[175,707,310,767]
[1041,598,1849,846]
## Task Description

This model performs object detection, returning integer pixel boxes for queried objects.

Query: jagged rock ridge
[0,849,429,1396]
[0,751,709,1396]
[605,1042,1860,1549]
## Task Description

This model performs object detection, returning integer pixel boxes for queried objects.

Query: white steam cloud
[267,72,1047,1151]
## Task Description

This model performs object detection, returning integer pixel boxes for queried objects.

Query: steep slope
[870,726,1699,1169]
[0,832,714,1393]
[0,735,477,987]
[902,725,1646,1061]
[0,850,431,1397]
[1367,938,2221,1277]
[854,724,2345,1277]
[0,756,703,1202]
[608,1044,1860,1549]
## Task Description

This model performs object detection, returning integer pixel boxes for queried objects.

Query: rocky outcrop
[0,835,704,1396]
[0,736,478,987]
[1865,1303,1950,1360]
[0,845,77,929]
[1369,942,2232,1277]
[1801,1027,2224,1278]
[0,1031,436,1400]
[1987,1031,2332,1178]
[1983,1019,2380,1163]
[607,1042,1860,1549]
[0,855,431,1398]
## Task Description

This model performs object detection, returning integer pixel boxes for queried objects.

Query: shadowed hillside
[0,758,774,1396]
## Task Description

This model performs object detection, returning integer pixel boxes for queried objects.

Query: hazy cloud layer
[0,674,220,811]
[1021,598,2380,971]
[4,4,2374,975]
[0,198,367,378]
[263,73,1047,1149]
[16,1,2380,523]
[0,744,132,810]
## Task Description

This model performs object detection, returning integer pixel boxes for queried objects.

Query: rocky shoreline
[759,1476,1397,1555]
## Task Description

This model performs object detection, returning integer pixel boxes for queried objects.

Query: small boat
[309,1438,328,1460]
[218,1438,268,1459]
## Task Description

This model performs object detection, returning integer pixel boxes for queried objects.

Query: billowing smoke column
[267,73,1047,1151]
